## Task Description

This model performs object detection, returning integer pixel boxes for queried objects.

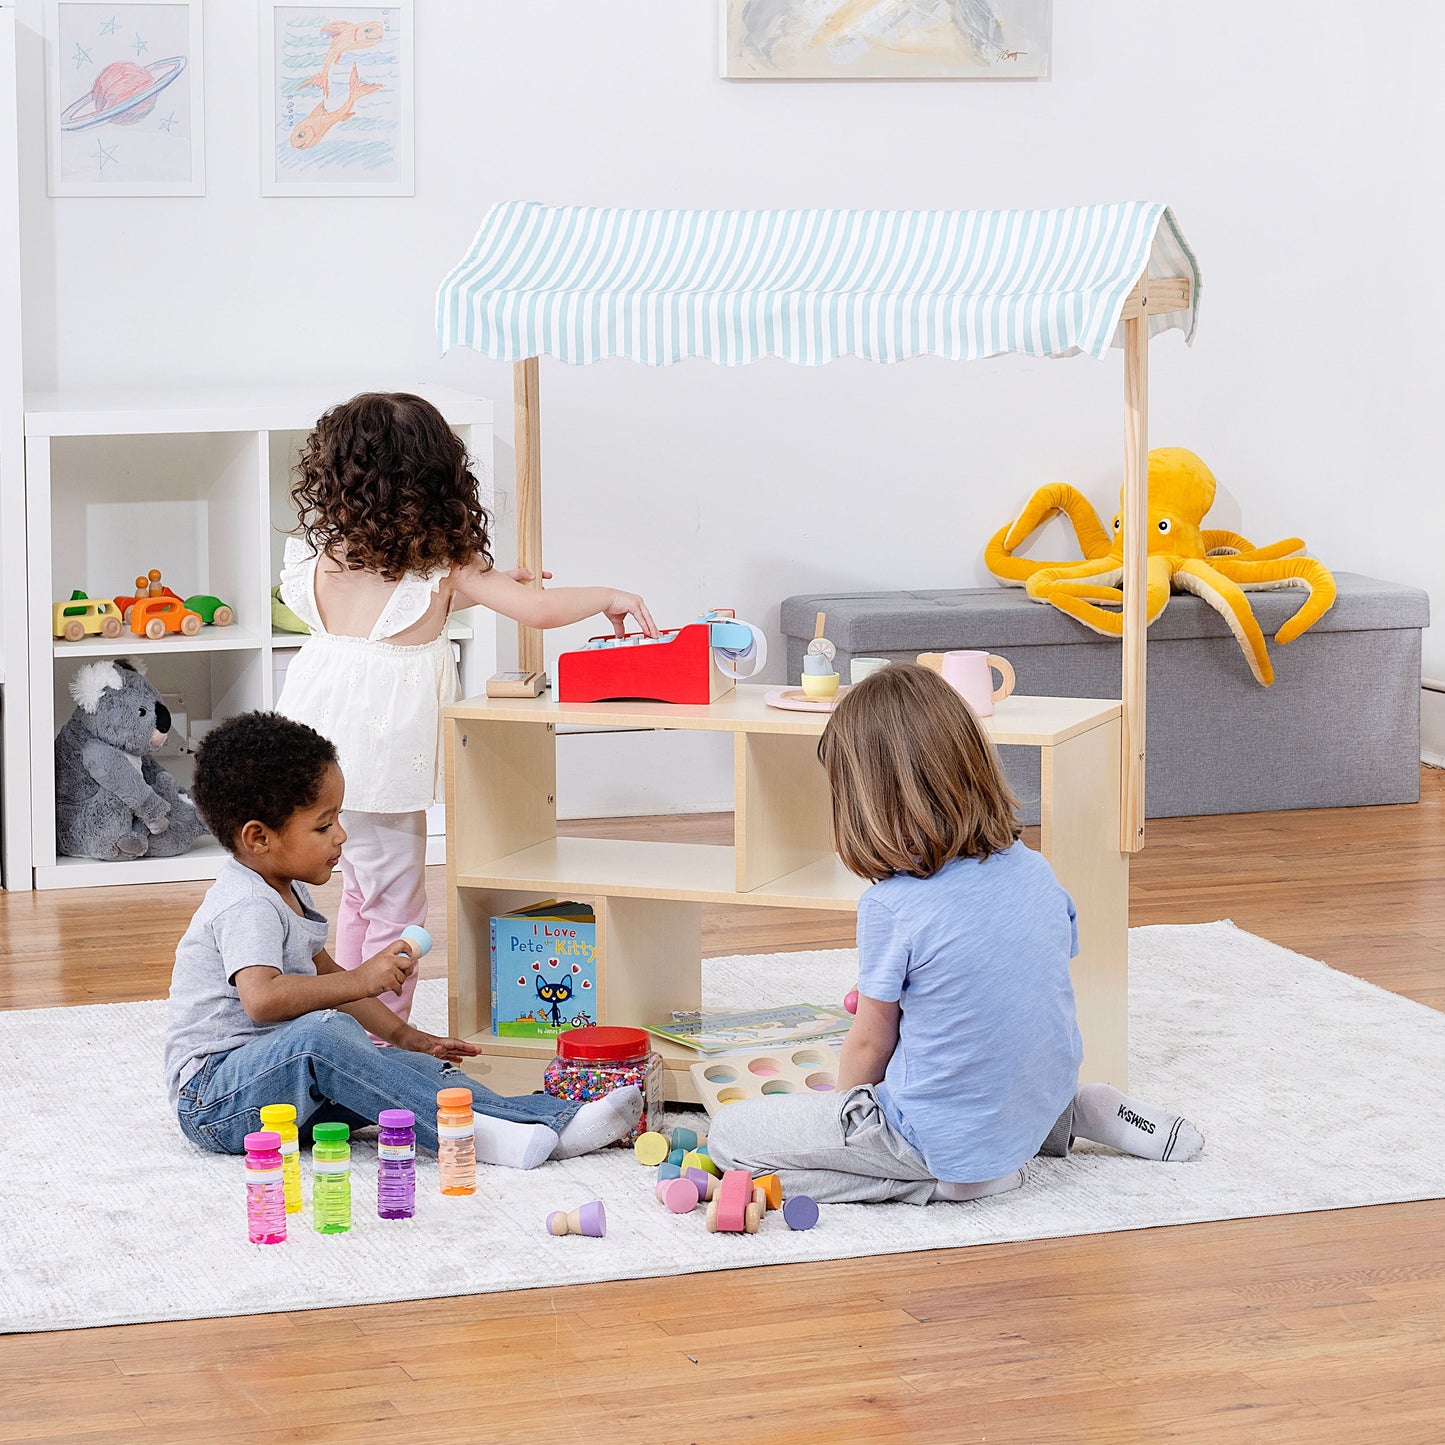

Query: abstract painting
[722,0,1052,80]
[46,1,204,196]
[261,3,413,197]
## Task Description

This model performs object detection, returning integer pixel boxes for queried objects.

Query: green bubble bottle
[311,1122,352,1234]
[259,1103,302,1214]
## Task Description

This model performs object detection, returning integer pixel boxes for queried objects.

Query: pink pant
[334,809,429,1023]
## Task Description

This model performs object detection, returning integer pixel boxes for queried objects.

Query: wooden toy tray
[689,1044,843,1114]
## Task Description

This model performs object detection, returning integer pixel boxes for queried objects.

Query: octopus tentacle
[1027,557,1173,636]
[1207,556,1337,644]
[985,485,1112,586]
[1201,529,1253,556]
[1172,559,1274,686]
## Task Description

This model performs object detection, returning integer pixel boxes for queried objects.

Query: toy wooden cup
[752,1173,783,1212]
[681,1149,719,1178]
[801,652,840,698]
[547,1201,606,1237]
[917,650,1016,718]
[657,1161,682,1181]
[670,1125,706,1154]
[655,1178,700,1213]
[683,1167,720,1202]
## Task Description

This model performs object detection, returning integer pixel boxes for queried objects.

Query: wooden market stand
[437,203,1197,1099]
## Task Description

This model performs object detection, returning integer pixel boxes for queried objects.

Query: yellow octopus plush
[985,448,1335,686]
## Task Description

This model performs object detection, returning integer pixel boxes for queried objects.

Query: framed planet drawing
[46,0,204,196]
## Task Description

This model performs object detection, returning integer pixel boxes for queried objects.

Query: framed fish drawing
[260,2,414,197]
[721,0,1052,80]
[45,0,205,197]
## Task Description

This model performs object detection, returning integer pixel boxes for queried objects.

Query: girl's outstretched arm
[451,559,657,637]
[836,994,901,1092]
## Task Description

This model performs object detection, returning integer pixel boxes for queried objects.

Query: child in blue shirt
[164,711,641,1166]
[708,664,1203,1204]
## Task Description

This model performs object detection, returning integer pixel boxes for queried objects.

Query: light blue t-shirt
[856,842,1082,1183]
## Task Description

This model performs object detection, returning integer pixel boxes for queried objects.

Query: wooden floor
[3,774,1444,1442]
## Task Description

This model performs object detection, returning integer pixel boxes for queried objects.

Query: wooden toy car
[706,1169,765,1234]
[114,569,180,622]
[131,595,202,640]
[184,594,234,627]
[52,595,123,642]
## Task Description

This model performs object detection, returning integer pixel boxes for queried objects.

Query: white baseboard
[1422,685,1445,769]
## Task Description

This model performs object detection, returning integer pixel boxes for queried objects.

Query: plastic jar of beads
[543,1026,663,1145]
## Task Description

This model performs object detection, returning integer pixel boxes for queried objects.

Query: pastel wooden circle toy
[547,1201,606,1237]
[657,1161,682,1181]
[655,1178,700,1213]
[752,1173,783,1212]
[680,1149,719,1178]
[398,925,432,960]
[633,1131,670,1166]
[683,1167,720,1202]
[670,1125,706,1154]
[782,1195,819,1231]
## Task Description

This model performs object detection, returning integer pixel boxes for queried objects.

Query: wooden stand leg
[734,733,833,892]
[1040,719,1129,1088]
[1121,313,1149,853]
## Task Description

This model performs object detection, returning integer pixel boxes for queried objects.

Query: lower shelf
[34,840,232,890]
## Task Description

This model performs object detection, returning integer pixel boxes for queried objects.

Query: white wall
[14,1,1444,810]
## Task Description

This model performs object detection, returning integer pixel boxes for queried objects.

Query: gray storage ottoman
[781,573,1428,822]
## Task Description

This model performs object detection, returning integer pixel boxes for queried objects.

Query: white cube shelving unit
[24,386,494,889]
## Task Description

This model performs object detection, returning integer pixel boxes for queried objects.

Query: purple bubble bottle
[377,1109,416,1220]
[244,1130,287,1245]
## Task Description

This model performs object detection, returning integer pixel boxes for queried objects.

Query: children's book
[490,901,597,1038]
[644,1003,854,1055]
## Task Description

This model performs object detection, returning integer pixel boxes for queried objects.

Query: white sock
[930,1169,1025,1203]
[471,1113,557,1171]
[1071,1083,1204,1162]
[550,1086,644,1160]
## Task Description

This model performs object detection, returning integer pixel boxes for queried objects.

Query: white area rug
[4,922,1444,1334]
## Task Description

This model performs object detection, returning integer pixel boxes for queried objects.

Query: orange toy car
[131,595,202,640]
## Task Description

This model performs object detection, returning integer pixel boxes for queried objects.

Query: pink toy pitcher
[918,650,1016,717]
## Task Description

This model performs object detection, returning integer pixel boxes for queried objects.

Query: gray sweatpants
[707,1084,1073,1206]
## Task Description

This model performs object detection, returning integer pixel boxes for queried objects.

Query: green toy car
[183,595,234,627]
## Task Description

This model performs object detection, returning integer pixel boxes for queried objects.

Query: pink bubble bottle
[244,1130,287,1245]
[377,1109,416,1219]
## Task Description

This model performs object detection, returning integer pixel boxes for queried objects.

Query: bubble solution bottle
[437,1087,477,1196]
[377,1109,417,1220]
[244,1130,287,1245]
[259,1103,302,1214]
[311,1122,352,1234]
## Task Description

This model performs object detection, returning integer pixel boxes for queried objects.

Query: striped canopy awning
[437,200,1199,367]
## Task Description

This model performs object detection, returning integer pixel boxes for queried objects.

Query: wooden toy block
[668,1147,685,1167]
[689,1045,843,1116]
[683,1168,720,1202]
[655,1178,700,1213]
[706,1169,762,1234]
[782,1195,819,1231]
[398,925,432,960]
[547,1201,606,1237]
[657,1161,682,1181]
[634,1131,670,1166]
[680,1149,719,1178]
[670,1125,706,1154]
[752,1173,783,1212]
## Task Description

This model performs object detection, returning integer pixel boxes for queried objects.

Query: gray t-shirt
[163,858,330,1105]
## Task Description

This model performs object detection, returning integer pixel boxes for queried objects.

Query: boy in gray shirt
[164,711,640,1166]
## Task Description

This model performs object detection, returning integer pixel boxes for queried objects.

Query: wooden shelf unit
[445,684,1130,1103]
[22,386,493,889]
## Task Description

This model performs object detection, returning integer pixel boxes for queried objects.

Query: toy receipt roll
[710,620,768,680]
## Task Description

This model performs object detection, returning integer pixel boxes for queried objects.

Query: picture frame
[720,0,1052,81]
[46,0,205,197]
[259,2,414,198]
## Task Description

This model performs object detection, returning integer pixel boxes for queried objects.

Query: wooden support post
[486,356,548,697]
[1120,312,1148,853]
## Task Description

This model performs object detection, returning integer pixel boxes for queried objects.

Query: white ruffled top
[276,537,459,814]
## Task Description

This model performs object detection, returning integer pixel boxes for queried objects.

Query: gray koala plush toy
[55,658,209,861]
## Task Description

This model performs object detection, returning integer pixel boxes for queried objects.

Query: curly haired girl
[278,392,654,1023]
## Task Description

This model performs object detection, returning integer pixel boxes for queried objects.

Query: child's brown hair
[290,392,494,581]
[817,663,1021,882]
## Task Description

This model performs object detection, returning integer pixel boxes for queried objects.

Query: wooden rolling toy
[684,1167,721,1202]
[655,1178,700,1213]
[689,1045,842,1116]
[706,1169,766,1234]
[783,1195,819,1231]
[547,1201,606,1237]
[752,1173,783,1212]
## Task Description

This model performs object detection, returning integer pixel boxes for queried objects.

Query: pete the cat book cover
[491,901,597,1038]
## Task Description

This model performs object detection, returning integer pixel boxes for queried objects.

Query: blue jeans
[176,1009,578,1155]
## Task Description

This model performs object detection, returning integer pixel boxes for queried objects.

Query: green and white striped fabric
[437,200,1199,367]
